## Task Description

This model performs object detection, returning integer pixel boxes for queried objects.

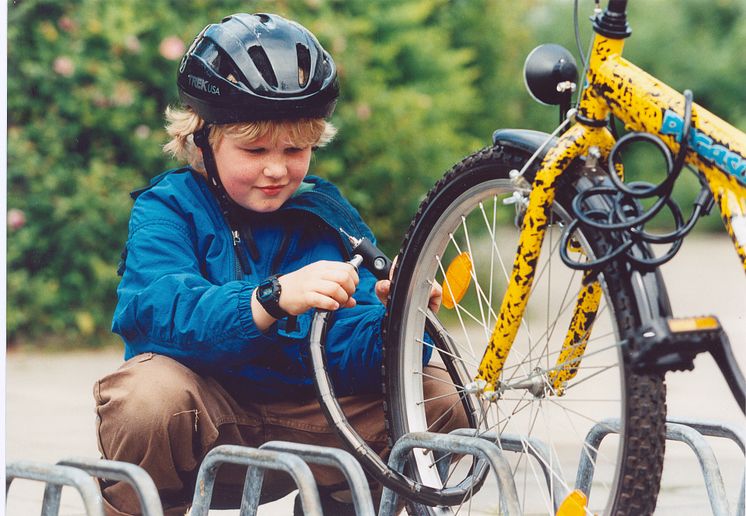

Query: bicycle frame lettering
[660,110,746,184]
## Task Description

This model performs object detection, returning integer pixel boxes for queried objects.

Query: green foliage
[8,0,744,346]
[7,0,484,344]
[8,0,260,344]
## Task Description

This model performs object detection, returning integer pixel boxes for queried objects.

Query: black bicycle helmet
[177,13,339,123]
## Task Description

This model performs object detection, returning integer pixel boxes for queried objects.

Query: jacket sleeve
[112,194,273,368]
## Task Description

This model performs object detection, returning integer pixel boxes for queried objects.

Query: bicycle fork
[474,123,615,396]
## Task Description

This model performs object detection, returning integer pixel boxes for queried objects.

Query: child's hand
[278,260,359,314]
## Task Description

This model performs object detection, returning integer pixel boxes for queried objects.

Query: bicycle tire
[382,143,668,515]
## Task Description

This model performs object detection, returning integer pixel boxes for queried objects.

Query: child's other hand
[375,278,442,314]
[279,260,359,314]
[427,282,443,313]
[374,279,390,306]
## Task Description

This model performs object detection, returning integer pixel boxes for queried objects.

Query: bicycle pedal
[625,316,726,375]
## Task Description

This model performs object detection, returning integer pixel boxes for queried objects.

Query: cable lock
[560,90,714,272]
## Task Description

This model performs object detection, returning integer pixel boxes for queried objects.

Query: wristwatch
[256,275,290,320]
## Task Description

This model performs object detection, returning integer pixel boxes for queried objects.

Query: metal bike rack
[51,458,163,516]
[189,444,326,516]
[7,443,373,516]
[7,457,164,516]
[188,442,375,515]
[577,417,745,516]
[451,429,570,513]
[667,417,746,516]
[6,460,105,516]
[378,431,521,516]
[259,441,376,516]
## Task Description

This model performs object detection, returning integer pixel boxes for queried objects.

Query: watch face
[260,285,273,298]
[257,276,286,318]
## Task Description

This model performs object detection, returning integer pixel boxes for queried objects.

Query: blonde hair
[163,106,337,173]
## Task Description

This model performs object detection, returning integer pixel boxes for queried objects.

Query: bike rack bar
[667,418,745,516]
[574,417,620,499]
[666,417,746,453]
[659,423,730,516]
[189,444,322,516]
[260,441,375,516]
[451,429,569,513]
[48,458,163,516]
[577,417,741,516]
[6,460,105,516]
[378,431,521,516]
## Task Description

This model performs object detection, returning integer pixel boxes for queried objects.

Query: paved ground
[5,233,745,515]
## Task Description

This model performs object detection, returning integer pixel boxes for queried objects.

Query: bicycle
[309,1,746,514]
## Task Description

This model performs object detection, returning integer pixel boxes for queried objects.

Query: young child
[95,13,466,515]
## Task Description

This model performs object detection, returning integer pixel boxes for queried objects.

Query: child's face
[213,129,313,213]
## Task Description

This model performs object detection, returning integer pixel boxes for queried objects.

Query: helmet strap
[194,125,233,219]
[193,125,258,273]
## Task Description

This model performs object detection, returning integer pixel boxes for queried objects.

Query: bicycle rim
[383,145,667,515]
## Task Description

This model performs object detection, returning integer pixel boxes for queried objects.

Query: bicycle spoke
[545,221,555,373]
[552,398,617,501]
[562,362,621,391]
[416,337,481,370]
[423,394,471,433]
[459,216,491,337]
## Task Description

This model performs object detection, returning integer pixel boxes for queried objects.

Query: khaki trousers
[94,353,467,515]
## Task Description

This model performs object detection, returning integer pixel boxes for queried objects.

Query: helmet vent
[248,45,278,88]
[296,44,311,87]
[202,43,244,88]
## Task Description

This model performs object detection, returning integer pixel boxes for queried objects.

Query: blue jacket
[113,167,385,401]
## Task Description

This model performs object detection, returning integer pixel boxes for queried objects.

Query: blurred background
[7,0,745,348]
[6,1,746,514]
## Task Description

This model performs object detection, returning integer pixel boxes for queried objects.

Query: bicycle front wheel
[383,144,667,515]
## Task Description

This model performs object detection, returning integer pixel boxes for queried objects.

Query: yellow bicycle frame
[476,31,746,391]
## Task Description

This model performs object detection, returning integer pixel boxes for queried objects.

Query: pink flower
[58,16,77,33]
[159,36,186,61]
[53,56,75,77]
[8,209,26,230]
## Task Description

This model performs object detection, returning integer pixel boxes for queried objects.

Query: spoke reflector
[441,252,473,309]
[556,489,588,516]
